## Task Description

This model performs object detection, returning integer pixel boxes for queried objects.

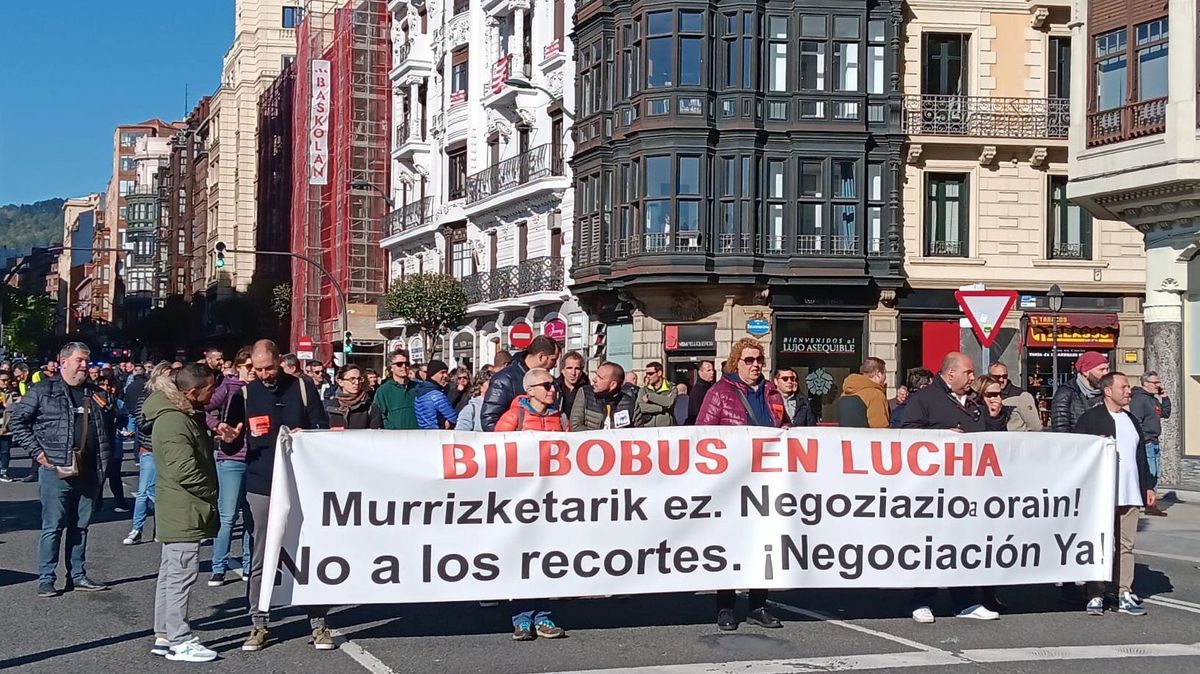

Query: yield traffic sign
[954,290,1018,348]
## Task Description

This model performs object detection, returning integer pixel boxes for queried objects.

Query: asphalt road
[3,451,1200,673]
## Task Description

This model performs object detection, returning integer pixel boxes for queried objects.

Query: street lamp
[504,77,576,121]
[1048,284,1064,394]
[349,179,395,210]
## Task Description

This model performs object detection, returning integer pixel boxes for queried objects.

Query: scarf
[1076,374,1100,398]
[336,387,368,413]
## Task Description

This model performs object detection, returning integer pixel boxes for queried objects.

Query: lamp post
[1048,284,1064,394]
[504,77,576,121]
[349,179,395,210]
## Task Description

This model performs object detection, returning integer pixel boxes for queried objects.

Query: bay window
[1087,14,1168,145]
[722,11,756,89]
[645,10,705,89]
[767,16,789,92]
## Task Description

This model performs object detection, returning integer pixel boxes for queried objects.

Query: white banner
[259,427,1116,610]
[308,59,330,186]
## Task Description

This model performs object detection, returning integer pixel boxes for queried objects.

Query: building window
[645,10,704,89]
[867,162,885,254]
[764,158,787,253]
[620,22,641,99]
[447,146,467,200]
[282,54,296,71]
[832,16,860,92]
[119,180,135,196]
[925,173,968,257]
[923,33,969,95]
[767,16,788,93]
[453,0,468,15]
[867,20,886,95]
[450,47,469,103]
[1088,16,1167,145]
[722,11,756,89]
[282,6,304,28]
[677,155,702,249]
[120,157,136,173]
[799,16,827,92]
[553,0,565,48]
[1048,176,1092,260]
[1048,36,1070,98]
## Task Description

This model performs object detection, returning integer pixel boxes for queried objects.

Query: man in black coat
[1050,350,1108,433]
[1074,372,1155,616]
[480,336,560,432]
[686,360,716,425]
[902,352,995,623]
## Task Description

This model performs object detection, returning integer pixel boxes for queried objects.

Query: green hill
[0,198,65,254]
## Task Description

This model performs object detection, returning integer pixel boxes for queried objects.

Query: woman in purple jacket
[207,347,255,586]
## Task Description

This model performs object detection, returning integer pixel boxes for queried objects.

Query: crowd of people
[0,335,1171,662]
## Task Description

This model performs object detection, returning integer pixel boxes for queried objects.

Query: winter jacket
[373,378,420,430]
[556,376,584,421]
[836,374,889,429]
[326,396,383,430]
[1050,375,1103,433]
[781,393,816,427]
[493,396,569,432]
[889,400,910,429]
[132,387,155,453]
[1129,387,1171,443]
[8,377,112,470]
[686,378,714,425]
[1074,404,1153,504]
[144,391,218,543]
[1000,382,1043,431]
[0,391,19,436]
[455,395,485,431]
[414,380,458,429]
[983,406,1013,432]
[445,383,470,412]
[229,373,328,496]
[480,353,531,432]
[901,376,985,432]
[212,378,249,461]
[569,383,639,431]
[695,373,786,428]
[635,380,678,427]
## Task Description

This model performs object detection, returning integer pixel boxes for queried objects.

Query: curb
[1159,487,1200,502]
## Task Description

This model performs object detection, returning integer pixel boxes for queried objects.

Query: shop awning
[1026,312,1119,330]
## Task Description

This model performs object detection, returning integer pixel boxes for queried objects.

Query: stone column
[512,8,526,79]
[1143,240,1186,486]
[868,290,900,395]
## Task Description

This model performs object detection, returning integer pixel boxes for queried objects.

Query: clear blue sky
[0,1,233,205]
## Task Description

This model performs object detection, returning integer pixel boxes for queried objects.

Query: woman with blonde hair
[973,374,1034,432]
[123,362,175,546]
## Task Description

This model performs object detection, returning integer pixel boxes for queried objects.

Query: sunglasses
[741,356,765,365]
[983,391,1003,399]
[391,361,410,368]
[529,382,556,392]
[777,375,797,382]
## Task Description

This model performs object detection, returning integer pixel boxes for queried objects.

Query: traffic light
[343,331,353,354]
[214,241,227,268]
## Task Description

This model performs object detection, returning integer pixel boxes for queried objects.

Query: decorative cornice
[1029,147,1048,169]
[978,145,997,166]
[1030,7,1050,28]
[907,144,923,164]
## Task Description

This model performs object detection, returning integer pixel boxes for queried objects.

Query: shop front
[1024,312,1120,422]
[663,323,718,386]
[451,331,475,371]
[775,317,866,423]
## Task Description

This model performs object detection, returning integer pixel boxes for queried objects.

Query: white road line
[767,599,948,654]
[1136,549,1200,564]
[1144,597,1200,615]
[330,629,399,674]
[962,643,1200,662]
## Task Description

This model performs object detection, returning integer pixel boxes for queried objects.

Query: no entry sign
[509,321,534,350]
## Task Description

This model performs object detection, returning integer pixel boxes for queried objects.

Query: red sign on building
[509,321,534,350]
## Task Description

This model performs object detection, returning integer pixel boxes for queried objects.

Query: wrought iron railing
[517,256,565,295]
[715,233,752,254]
[465,143,565,205]
[795,234,861,256]
[383,196,434,237]
[396,118,424,145]
[903,95,1069,139]
[927,239,965,257]
[462,257,564,304]
[1087,97,1167,147]
[1050,242,1090,260]
[395,39,413,66]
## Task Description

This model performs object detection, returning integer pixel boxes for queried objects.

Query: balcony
[393,117,430,161]
[1086,98,1167,147]
[481,54,533,108]
[392,35,433,80]
[376,295,405,329]
[461,256,566,312]
[381,196,435,245]
[903,95,1069,141]
[607,232,885,259]
[463,143,568,215]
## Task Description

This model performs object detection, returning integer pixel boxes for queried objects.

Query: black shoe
[71,577,109,592]
[37,581,57,598]
[716,608,738,631]
[207,573,226,587]
[1146,505,1168,517]
[746,607,783,628]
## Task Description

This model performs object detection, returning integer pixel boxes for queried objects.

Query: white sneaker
[150,637,171,656]
[166,637,218,663]
[123,530,141,546]
[956,604,1000,620]
[911,606,936,623]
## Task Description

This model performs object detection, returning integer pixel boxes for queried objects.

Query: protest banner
[258,427,1116,610]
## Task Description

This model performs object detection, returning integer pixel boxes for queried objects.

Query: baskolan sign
[259,427,1115,609]
[308,60,331,186]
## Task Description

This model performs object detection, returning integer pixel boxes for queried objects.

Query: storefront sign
[543,318,567,341]
[408,336,425,363]
[509,321,534,350]
[308,60,331,185]
[746,318,770,336]
[664,324,717,353]
[452,332,474,356]
[1026,313,1119,350]
[779,335,858,356]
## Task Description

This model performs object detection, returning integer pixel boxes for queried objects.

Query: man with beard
[1051,351,1108,433]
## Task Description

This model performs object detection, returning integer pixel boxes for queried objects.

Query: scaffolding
[291,0,391,355]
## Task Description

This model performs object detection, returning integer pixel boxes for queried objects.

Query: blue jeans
[212,460,253,575]
[38,468,100,583]
[1146,441,1161,489]
[0,436,10,474]
[512,610,552,628]
[131,451,157,533]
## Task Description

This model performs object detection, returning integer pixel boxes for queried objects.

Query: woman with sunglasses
[695,338,786,631]
[326,364,383,430]
[973,374,1035,432]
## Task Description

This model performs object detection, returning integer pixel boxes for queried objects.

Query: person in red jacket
[695,337,786,631]
[491,367,568,641]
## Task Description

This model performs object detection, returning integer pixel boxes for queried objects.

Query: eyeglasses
[983,391,1003,399]
[457,376,470,381]
[741,356,766,365]
[391,361,409,368]
[342,376,364,383]
[1147,380,1162,386]
[529,382,556,392]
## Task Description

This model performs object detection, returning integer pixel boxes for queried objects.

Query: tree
[1,290,56,359]
[270,283,292,320]
[383,273,467,357]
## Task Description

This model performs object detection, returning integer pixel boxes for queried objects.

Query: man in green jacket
[146,362,241,662]
[373,348,419,430]
[635,361,678,427]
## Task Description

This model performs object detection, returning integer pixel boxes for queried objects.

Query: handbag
[54,394,90,480]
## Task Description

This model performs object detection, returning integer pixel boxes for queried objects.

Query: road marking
[546,643,1200,674]
[1144,596,1200,615]
[330,629,398,674]
[768,600,947,654]
[1136,549,1200,564]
